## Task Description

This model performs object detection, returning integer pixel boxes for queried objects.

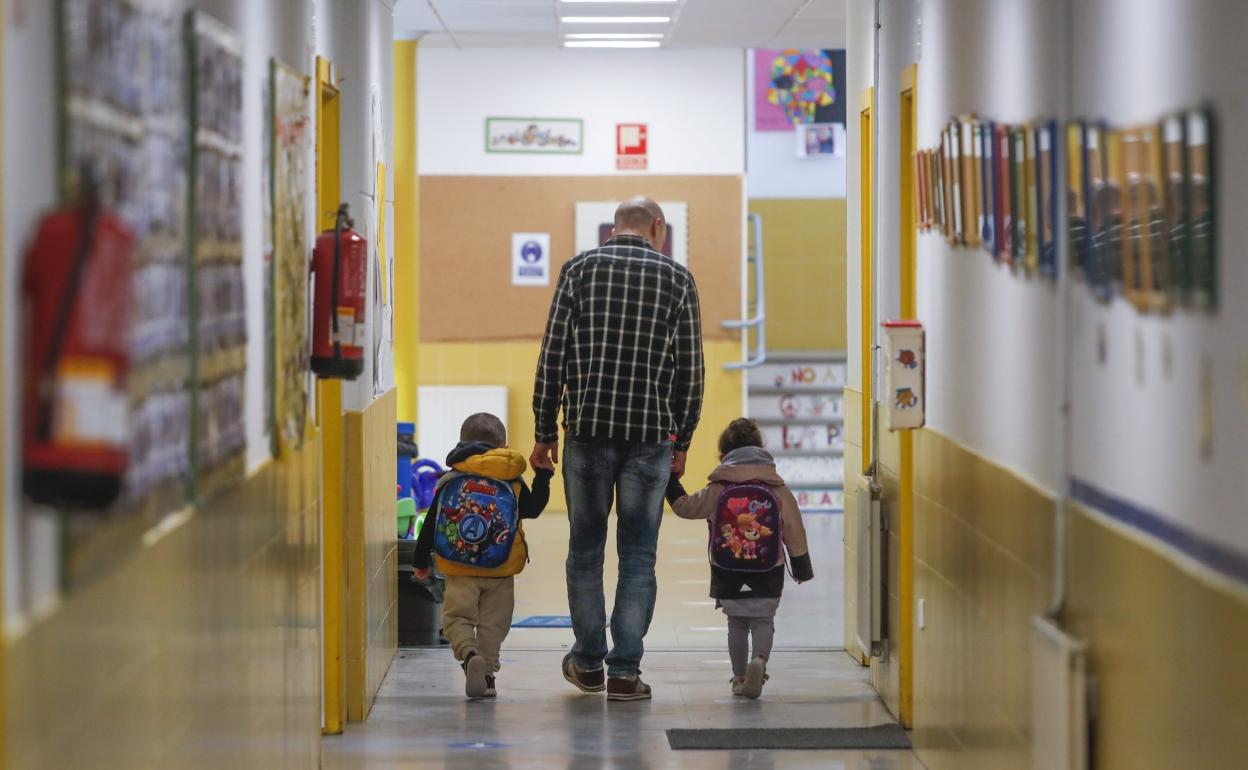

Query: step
[748,385,844,396]
[759,424,845,453]
[791,487,844,513]
[748,359,848,390]
[774,456,844,486]
[749,391,844,421]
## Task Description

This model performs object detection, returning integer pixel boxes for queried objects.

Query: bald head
[614,196,665,232]
[613,196,668,250]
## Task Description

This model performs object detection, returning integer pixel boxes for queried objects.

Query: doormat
[512,615,573,628]
[666,725,911,751]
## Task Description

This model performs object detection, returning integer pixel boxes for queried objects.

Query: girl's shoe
[463,653,489,698]
[484,675,497,698]
[730,677,746,696]
[740,656,768,699]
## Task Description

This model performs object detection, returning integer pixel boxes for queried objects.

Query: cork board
[419,175,743,342]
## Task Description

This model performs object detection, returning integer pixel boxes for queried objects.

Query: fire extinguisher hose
[37,188,101,442]
[330,203,349,362]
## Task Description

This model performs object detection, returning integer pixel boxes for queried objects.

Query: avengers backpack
[434,473,519,568]
[709,483,783,572]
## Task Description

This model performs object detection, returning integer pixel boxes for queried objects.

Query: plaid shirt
[533,234,705,452]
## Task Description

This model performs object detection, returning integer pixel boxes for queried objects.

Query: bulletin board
[418,175,743,343]
[54,0,193,586]
[187,11,247,500]
[271,60,312,454]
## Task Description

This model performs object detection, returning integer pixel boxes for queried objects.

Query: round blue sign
[458,513,488,544]
[520,240,543,263]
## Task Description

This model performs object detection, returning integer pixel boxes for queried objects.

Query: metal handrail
[723,213,766,370]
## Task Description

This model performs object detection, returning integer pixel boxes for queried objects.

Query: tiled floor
[324,511,919,769]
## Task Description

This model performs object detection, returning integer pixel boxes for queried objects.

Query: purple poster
[754,48,847,132]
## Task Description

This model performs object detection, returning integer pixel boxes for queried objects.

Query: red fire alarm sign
[616,123,648,170]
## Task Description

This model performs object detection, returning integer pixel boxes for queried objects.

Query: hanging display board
[53,0,192,586]
[187,11,246,499]
[271,60,312,454]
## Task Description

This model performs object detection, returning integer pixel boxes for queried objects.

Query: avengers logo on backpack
[710,483,782,572]
[434,474,519,568]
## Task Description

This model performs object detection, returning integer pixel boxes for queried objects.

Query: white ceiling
[394,0,846,49]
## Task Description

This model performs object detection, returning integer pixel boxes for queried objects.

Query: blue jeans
[563,437,672,678]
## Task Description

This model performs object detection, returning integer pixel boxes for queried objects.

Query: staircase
[746,351,847,513]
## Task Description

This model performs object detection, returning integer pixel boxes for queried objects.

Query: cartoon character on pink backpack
[736,512,774,560]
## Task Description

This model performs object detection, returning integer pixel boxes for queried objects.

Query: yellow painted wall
[416,341,743,509]
[343,388,398,720]
[1065,504,1248,770]
[842,386,866,664]
[748,199,847,351]
[5,437,323,769]
[910,428,1054,770]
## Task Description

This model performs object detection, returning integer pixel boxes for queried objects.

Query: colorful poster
[271,60,311,454]
[754,48,846,131]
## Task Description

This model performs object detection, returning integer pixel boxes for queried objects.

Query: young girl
[665,418,814,699]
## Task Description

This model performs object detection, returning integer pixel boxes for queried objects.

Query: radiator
[416,386,509,465]
[1030,616,1090,770]
[855,474,883,657]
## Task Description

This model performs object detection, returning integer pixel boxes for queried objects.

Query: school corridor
[3,1,1246,769]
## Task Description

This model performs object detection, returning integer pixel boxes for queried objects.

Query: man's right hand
[530,441,559,471]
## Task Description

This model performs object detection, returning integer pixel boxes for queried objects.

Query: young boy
[665,418,813,699]
[413,413,552,698]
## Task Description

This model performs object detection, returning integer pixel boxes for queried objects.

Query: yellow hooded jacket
[432,448,531,578]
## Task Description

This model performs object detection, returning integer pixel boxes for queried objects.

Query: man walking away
[531,196,705,701]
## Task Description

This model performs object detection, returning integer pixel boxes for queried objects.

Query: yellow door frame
[897,63,919,727]
[316,56,347,736]
[859,87,874,474]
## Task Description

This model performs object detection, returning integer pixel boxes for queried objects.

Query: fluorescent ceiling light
[564,40,662,48]
[565,32,665,39]
[562,0,675,3]
[560,16,671,23]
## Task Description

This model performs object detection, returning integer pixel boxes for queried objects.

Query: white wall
[911,0,1064,492]
[3,0,395,623]
[745,49,847,200]
[847,0,1248,559]
[417,47,745,177]
[1065,0,1248,556]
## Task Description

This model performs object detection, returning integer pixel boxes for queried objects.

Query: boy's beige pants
[441,575,514,671]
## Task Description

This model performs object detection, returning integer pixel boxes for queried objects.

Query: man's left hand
[671,450,688,479]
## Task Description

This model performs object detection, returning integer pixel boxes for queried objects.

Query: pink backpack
[709,483,783,572]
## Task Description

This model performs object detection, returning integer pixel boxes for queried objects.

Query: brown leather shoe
[606,673,652,701]
[562,653,606,693]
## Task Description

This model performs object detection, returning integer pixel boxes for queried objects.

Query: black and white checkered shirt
[533,234,705,452]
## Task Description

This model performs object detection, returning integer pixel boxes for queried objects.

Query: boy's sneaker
[606,672,652,702]
[462,653,489,698]
[740,656,768,699]
[730,676,745,697]
[562,653,606,693]
[484,675,497,698]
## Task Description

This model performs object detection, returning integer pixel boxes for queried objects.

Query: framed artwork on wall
[1036,121,1059,278]
[960,117,980,248]
[1066,122,1090,281]
[485,117,583,154]
[932,147,945,231]
[1160,113,1189,304]
[1185,108,1216,310]
[1084,122,1114,302]
[915,150,929,230]
[939,128,952,238]
[1012,125,1027,265]
[1023,125,1039,273]
[995,123,1013,263]
[980,121,997,258]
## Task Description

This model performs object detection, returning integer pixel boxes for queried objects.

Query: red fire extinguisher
[311,203,366,379]
[21,181,135,508]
